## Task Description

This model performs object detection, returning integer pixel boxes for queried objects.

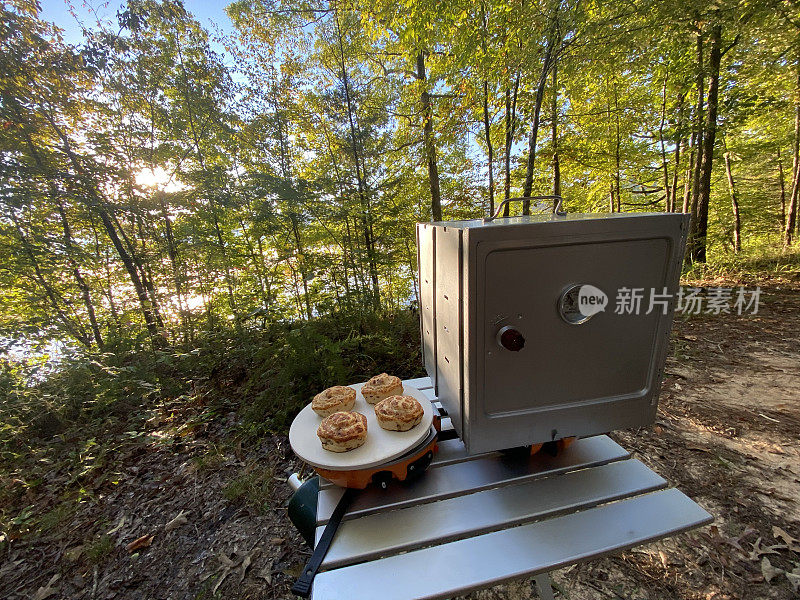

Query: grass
[191,445,225,472]
[222,463,274,512]
[37,501,77,533]
[85,534,114,565]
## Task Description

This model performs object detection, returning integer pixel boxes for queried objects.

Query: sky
[39,0,236,52]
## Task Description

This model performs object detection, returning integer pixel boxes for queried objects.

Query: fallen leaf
[217,550,236,569]
[773,526,800,552]
[748,537,784,561]
[32,574,60,600]
[213,567,232,594]
[165,510,188,533]
[63,546,84,562]
[761,557,784,583]
[239,548,258,583]
[126,534,154,553]
[686,444,711,452]
[787,569,800,593]
[269,537,285,545]
[255,566,272,585]
[107,514,126,535]
[213,552,237,594]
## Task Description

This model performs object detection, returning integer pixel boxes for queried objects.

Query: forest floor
[2,279,800,600]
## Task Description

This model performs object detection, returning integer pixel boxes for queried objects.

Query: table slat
[312,488,712,600]
[317,435,628,525]
[317,458,666,568]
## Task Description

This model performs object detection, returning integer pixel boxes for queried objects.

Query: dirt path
[2,288,798,600]
[464,286,800,600]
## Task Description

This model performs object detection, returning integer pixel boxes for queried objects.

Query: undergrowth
[683,245,800,286]
[0,309,423,543]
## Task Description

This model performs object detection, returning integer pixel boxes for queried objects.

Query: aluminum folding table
[307,377,712,600]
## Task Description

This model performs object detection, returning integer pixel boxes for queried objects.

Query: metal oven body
[417,211,690,455]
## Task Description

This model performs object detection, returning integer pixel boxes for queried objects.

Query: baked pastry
[316,411,368,452]
[374,395,424,432]
[361,373,403,404]
[311,386,356,417]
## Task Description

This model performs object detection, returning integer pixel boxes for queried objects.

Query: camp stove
[417,198,690,455]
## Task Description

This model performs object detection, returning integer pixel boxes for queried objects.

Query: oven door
[463,214,688,454]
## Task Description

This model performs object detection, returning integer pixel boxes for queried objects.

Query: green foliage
[683,244,800,285]
[0,309,423,461]
[2,0,798,357]
[186,309,423,432]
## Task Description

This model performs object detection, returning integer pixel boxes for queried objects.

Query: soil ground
[2,283,799,600]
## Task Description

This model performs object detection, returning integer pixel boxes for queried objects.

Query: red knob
[498,327,525,352]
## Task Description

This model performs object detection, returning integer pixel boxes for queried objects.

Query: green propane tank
[287,475,319,547]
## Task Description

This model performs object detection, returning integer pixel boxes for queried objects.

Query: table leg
[534,573,556,600]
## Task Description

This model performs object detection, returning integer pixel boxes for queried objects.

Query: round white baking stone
[289,383,434,471]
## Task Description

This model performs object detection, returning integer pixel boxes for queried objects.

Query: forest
[1,1,800,598]
[1,0,799,356]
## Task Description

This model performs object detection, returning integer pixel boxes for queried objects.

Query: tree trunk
[56,199,104,348]
[404,238,419,311]
[609,180,615,213]
[175,41,238,324]
[320,120,365,305]
[159,193,192,344]
[504,72,520,205]
[691,23,722,263]
[16,108,103,348]
[111,210,166,330]
[290,212,312,319]
[785,55,800,246]
[522,39,555,213]
[688,28,705,250]
[614,82,622,213]
[479,3,494,217]
[334,13,380,309]
[551,59,561,199]
[658,74,671,211]
[786,161,799,246]
[780,148,792,234]
[482,80,495,216]
[670,93,686,213]
[723,151,741,253]
[416,51,442,221]
[11,215,91,348]
[682,147,694,213]
[778,147,787,230]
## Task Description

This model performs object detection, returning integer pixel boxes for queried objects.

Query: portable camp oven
[290,198,689,482]
[417,198,690,455]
